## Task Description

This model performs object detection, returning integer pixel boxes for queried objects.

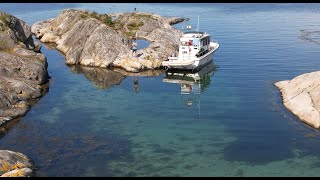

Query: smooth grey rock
[275,71,320,129]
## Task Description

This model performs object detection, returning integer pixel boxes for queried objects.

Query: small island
[32,9,185,72]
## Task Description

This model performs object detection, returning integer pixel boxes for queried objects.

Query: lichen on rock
[0,150,35,177]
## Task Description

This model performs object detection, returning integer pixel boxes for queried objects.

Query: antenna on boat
[196,15,199,32]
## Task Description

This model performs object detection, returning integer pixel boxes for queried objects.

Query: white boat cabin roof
[180,31,210,42]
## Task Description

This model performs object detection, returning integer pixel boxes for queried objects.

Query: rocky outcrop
[32,9,184,72]
[275,71,320,129]
[0,150,35,177]
[0,11,49,126]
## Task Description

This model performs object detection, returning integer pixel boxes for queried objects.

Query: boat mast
[196,15,199,32]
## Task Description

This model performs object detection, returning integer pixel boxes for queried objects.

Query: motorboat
[162,17,219,71]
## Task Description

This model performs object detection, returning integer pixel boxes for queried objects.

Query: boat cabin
[179,31,211,59]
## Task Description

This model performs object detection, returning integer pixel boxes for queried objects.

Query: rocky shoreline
[0,11,50,176]
[0,12,49,127]
[0,9,185,176]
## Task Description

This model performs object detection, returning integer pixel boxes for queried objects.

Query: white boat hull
[162,42,219,71]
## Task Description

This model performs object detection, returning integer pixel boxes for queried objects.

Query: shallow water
[1,3,320,177]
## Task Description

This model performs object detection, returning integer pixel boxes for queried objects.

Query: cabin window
[182,51,188,54]
[181,42,188,46]
[193,38,199,47]
[202,38,208,46]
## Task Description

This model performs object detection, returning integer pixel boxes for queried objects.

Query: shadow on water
[223,138,295,165]
[222,86,297,165]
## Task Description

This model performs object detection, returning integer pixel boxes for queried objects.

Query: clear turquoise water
[1,3,320,177]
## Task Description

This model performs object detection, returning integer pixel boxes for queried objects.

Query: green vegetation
[145,55,153,60]
[127,21,144,31]
[0,13,10,32]
[79,11,157,39]
[80,11,115,28]
[0,14,9,25]
[0,40,9,51]
[134,13,157,21]
[124,31,136,38]
[104,17,114,27]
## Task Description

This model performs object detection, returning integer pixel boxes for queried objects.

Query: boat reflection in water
[163,61,217,118]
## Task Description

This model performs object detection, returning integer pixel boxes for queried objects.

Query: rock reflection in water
[68,65,126,89]
[42,42,58,50]
[111,67,165,77]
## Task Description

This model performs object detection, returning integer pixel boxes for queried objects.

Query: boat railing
[211,39,219,44]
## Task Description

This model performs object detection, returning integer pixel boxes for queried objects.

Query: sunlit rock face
[275,71,320,129]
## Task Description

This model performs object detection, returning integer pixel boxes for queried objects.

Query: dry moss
[0,14,10,32]
[134,13,157,21]
[127,21,144,31]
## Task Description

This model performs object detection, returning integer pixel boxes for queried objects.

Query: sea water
[1,3,320,176]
